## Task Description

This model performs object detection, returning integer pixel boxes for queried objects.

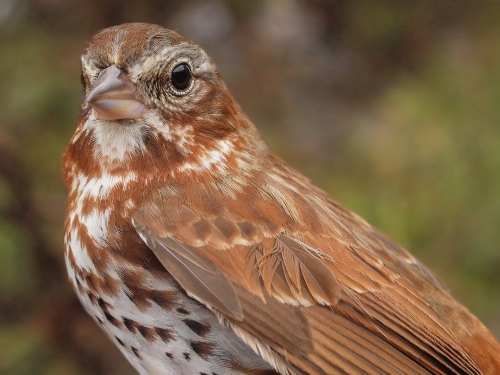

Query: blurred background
[1,1,499,374]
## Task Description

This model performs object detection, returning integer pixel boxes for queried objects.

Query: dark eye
[171,63,192,92]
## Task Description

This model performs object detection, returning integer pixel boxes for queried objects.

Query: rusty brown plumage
[63,23,500,375]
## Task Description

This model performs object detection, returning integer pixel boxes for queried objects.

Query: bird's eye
[170,63,192,92]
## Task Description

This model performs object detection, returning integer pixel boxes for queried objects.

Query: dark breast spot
[138,325,155,341]
[183,319,211,337]
[190,340,214,360]
[150,289,178,310]
[87,291,98,305]
[115,336,125,347]
[131,346,141,359]
[155,327,175,343]
[177,307,189,315]
[104,311,122,327]
[122,316,140,333]
[97,297,111,311]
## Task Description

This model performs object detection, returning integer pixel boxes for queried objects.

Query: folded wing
[132,172,492,375]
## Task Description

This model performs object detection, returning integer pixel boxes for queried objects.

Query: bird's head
[68,23,266,182]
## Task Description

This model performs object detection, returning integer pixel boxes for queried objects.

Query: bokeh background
[1,1,499,374]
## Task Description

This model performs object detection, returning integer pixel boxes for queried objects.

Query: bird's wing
[132,174,488,375]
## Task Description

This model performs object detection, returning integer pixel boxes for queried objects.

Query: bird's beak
[86,65,145,120]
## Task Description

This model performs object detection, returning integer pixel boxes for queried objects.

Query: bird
[63,23,500,375]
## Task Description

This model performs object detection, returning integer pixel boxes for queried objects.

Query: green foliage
[325,29,500,324]
[0,325,78,375]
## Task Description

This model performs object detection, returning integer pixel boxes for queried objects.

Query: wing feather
[130,169,497,374]
[134,214,243,320]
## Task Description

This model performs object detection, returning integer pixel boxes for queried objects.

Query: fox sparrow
[63,23,500,375]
